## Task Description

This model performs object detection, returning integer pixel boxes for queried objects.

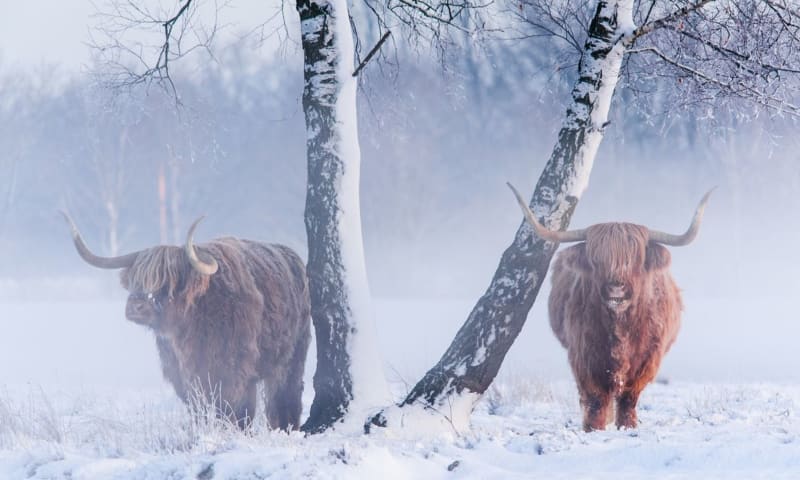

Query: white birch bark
[298,0,389,434]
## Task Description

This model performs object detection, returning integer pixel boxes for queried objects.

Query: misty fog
[1,0,799,399]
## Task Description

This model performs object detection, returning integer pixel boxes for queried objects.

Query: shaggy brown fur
[548,223,682,431]
[120,238,310,431]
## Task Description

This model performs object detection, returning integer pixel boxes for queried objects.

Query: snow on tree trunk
[297,0,389,434]
[367,0,634,434]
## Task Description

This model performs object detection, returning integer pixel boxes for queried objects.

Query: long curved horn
[185,216,218,275]
[59,210,140,269]
[507,182,587,243]
[648,188,715,246]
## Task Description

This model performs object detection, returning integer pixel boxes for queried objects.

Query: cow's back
[229,240,311,377]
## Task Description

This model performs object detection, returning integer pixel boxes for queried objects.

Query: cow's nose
[126,298,150,317]
[606,283,626,299]
[127,302,143,315]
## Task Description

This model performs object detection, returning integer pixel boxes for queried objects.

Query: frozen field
[1,295,798,479]
[0,381,797,479]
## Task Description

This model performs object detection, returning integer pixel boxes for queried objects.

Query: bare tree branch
[512,0,590,54]
[670,26,800,75]
[513,0,800,119]
[641,0,658,25]
[625,0,716,44]
[353,31,393,76]
[359,0,497,58]
[158,0,196,95]
[630,46,800,115]
[90,0,227,100]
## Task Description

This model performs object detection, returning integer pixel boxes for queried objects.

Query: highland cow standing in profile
[509,185,713,432]
[62,213,311,431]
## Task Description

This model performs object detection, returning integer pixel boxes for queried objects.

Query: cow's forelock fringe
[122,246,211,310]
[585,223,649,280]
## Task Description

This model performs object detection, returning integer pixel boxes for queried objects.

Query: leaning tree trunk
[298,0,389,434]
[368,0,634,433]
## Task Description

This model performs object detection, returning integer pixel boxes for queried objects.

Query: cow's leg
[616,389,641,429]
[264,338,308,431]
[281,342,307,431]
[264,377,303,431]
[617,353,661,429]
[231,382,258,431]
[155,338,190,404]
[580,388,613,432]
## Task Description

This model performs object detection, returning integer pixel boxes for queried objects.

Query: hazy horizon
[1,0,799,392]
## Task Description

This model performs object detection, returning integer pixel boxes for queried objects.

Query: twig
[353,31,392,77]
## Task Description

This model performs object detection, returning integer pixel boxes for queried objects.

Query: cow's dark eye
[145,292,165,311]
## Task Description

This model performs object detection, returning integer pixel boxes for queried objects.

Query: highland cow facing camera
[62,213,311,431]
[508,185,713,432]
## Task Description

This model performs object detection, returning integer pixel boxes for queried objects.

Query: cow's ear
[645,243,672,272]
[560,243,592,274]
[119,269,130,290]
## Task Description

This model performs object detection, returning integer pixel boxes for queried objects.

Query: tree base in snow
[363,409,387,433]
[364,392,480,437]
[302,403,347,434]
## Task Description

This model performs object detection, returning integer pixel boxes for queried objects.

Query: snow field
[1,296,798,478]
[0,380,797,479]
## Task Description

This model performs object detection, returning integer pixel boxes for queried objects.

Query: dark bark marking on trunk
[297,0,355,434]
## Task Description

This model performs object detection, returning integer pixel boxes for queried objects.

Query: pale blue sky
[0,1,94,69]
[0,1,281,71]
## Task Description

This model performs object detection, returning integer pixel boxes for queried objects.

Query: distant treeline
[0,50,795,297]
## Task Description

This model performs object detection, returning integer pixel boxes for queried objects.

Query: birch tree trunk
[368,0,634,433]
[297,0,389,434]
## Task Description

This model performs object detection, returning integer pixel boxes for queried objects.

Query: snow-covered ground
[1,294,799,478]
[0,381,797,479]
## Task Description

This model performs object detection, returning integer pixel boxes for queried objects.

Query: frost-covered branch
[360,0,498,53]
[627,0,800,115]
[629,46,731,86]
[625,0,716,44]
[630,46,800,115]
[513,0,800,118]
